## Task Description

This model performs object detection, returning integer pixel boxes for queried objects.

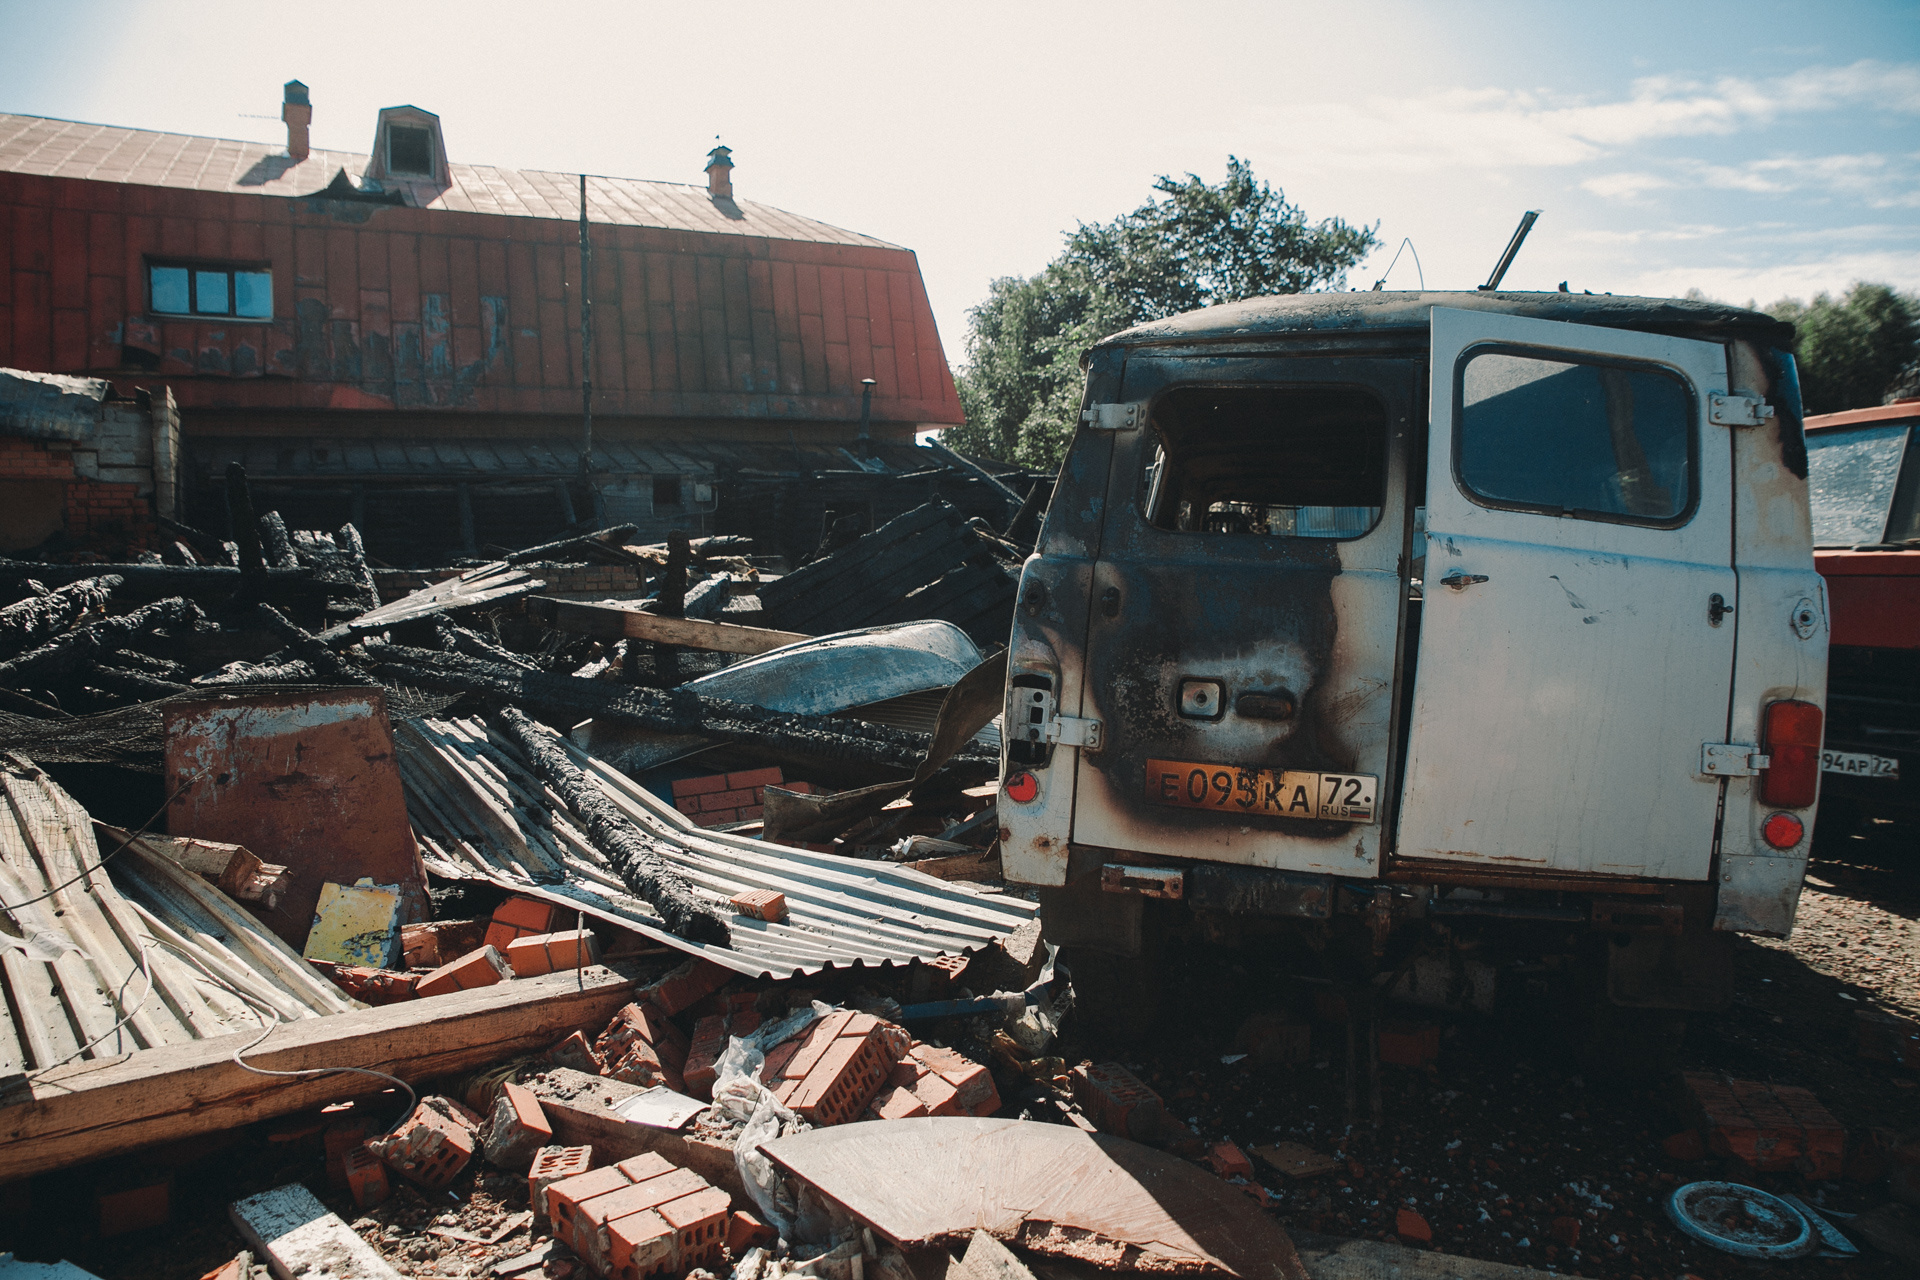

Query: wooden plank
[232,1182,402,1280]
[525,597,807,655]
[0,965,642,1183]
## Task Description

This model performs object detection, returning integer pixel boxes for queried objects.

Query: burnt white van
[999,292,1826,1028]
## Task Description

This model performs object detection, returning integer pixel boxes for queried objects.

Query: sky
[3,0,1916,372]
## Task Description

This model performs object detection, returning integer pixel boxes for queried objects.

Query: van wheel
[1060,946,1163,1042]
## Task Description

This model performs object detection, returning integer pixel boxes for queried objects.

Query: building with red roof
[0,84,967,560]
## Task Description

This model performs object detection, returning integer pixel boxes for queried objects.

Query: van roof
[1089,289,1795,353]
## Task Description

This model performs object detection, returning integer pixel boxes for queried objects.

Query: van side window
[1142,386,1388,538]
[1456,349,1694,524]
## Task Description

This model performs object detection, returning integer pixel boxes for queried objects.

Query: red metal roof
[0,114,962,426]
[0,113,895,248]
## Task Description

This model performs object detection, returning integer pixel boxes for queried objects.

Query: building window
[387,125,434,176]
[149,263,272,319]
[653,476,683,508]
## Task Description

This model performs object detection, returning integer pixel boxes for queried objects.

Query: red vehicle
[1808,399,1920,828]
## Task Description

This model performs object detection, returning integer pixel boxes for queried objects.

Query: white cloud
[1581,172,1672,199]
[1269,60,1920,176]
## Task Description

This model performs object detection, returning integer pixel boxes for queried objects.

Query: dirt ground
[2,823,1915,1279]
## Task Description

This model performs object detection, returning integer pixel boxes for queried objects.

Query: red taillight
[1762,812,1805,850]
[1759,699,1822,808]
[1004,771,1040,804]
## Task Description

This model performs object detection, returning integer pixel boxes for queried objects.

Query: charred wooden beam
[255,604,377,685]
[491,706,731,945]
[0,574,120,661]
[0,597,200,690]
[0,562,347,608]
[526,597,808,655]
[83,663,194,701]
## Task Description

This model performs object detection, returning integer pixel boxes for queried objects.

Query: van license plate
[1145,760,1378,823]
[1821,749,1900,781]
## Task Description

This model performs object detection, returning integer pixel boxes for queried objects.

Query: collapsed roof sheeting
[0,755,356,1074]
[397,715,1034,978]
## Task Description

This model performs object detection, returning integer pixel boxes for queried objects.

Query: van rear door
[1065,355,1416,877]
[1395,307,1735,879]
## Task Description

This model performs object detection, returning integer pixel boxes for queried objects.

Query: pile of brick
[1679,1071,1845,1178]
[544,1150,732,1280]
[307,894,602,1007]
[670,767,825,828]
[868,1041,1001,1120]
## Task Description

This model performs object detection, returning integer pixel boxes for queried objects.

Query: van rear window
[1141,386,1388,539]
[1455,348,1694,525]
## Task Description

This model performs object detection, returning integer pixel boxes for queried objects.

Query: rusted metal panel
[163,688,427,950]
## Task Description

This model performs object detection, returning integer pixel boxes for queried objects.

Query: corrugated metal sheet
[0,755,356,1074]
[0,113,894,248]
[397,716,1034,979]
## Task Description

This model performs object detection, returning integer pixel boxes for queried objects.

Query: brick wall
[0,425,157,551]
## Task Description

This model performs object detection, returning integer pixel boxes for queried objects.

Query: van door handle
[1439,571,1489,591]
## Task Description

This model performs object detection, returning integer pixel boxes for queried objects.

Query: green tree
[948,159,1378,469]
[1766,283,1920,415]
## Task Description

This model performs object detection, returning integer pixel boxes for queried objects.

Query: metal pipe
[856,378,876,452]
[1478,210,1540,291]
[579,174,594,471]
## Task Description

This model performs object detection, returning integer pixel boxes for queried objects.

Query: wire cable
[231,1009,418,1137]
[27,933,157,1073]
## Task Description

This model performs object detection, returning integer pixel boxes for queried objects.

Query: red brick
[529,1145,594,1221]
[343,1143,390,1209]
[573,1169,708,1274]
[727,1209,777,1254]
[739,805,765,820]
[910,1043,999,1117]
[607,1206,675,1280]
[597,1000,691,1071]
[869,1086,928,1121]
[637,958,732,1016]
[1209,1141,1255,1180]
[323,1107,374,1188]
[1549,1216,1580,1246]
[1377,1022,1440,1068]
[1394,1208,1431,1243]
[730,889,788,923]
[504,928,602,977]
[614,1152,678,1183]
[481,1082,554,1171]
[726,767,784,790]
[549,1165,634,1246]
[910,1069,962,1117]
[548,1029,605,1074]
[671,774,729,798]
[1070,1062,1169,1142]
[674,798,703,816]
[415,944,512,997]
[700,787,756,811]
[372,1099,479,1191]
[658,1186,732,1272]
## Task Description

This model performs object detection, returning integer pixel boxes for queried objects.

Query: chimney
[282,80,311,162]
[705,145,733,200]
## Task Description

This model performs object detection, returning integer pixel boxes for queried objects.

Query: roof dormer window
[366,105,447,186]
[387,124,433,176]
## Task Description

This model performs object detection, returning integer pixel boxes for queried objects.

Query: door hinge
[1701,742,1770,777]
[1046,715,1103,749]
[1081,402,1147,431]
[1707,394,1776,427]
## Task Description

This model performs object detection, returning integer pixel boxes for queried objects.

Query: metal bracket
[1701,742,1770,777]
[1707,394,1776,427]
[1045,715,1103,749]
[1080,402,1147,431]
[1101,863,1184,898]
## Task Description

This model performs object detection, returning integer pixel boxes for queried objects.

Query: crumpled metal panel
[0,368,111,441]
[163,689,428,951]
